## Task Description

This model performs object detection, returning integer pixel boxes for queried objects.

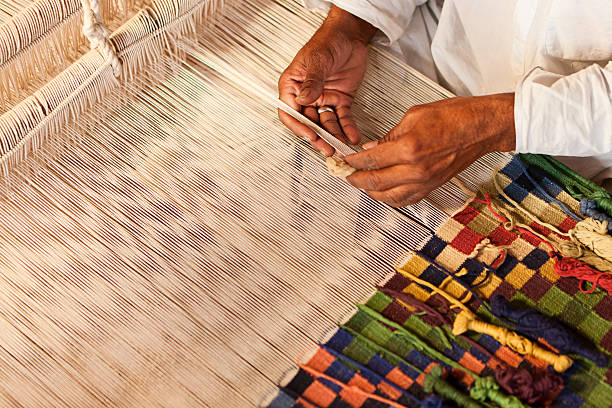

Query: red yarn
[474,194,555,254]
[554,256,611,294]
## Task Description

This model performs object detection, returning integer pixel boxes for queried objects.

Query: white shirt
[304,0,612,184]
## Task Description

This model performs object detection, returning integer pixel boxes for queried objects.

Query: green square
[562,299,592,328]
[577,312,612,344]
[510,291,537,308]
[365,291,393,313]
[342,338,376,364]
[579,382,612,407]
[361,320,394,345]
[567,370,597,395]
[574,290,605,308]
[385,333,415,358]
[535,286,572,315]
[346,310,374,333]
[405,314,436,338]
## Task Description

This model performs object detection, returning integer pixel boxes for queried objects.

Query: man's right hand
[278,6,376,156]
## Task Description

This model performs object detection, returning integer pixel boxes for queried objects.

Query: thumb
[296,71,324,105]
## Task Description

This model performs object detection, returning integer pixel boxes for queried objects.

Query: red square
[521,274,553,302]
[594,296,612,321]
[450,228,485,255]
[600,328,612,353]
[558,217,577,233]
[488,225,518,246]
[529,221,552,237]
[453,205,480,226]
[520,231,542,247]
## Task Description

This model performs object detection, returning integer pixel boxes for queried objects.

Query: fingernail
[363,141,378,149]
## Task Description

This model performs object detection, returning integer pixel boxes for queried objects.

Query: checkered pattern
[403,156,612,407]
[302,346,422,407]
[265,156,612,408]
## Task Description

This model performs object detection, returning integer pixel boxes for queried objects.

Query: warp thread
[80,0,121,76]
[423,366,483,408]
[491,294,609,367]
[554,255,612,296]
[452,310,573,372]
[581,199,612,233]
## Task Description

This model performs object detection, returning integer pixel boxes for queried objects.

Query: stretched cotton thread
[452,310,573,372]
[491,294,609,367]
[81,0,121,76]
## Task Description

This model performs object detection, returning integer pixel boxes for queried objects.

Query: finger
[347,165,425,191]
[303,106,320,124]
[336,106,361,145]
[311,137,335,157]
[364,185,429,207]
[278,110,318,142]
[278,78,319,142]
[296,72,324,105]
[318,109,349,144]
[344,142,406,170]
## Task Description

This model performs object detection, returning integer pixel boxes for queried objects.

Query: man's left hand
[345,93,516,207]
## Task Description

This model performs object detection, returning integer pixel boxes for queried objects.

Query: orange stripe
[298,364,409,408]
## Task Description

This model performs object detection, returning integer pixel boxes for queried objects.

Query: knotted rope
[80,0,121,76]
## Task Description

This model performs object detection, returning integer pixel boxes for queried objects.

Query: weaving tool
[0,0,515,406]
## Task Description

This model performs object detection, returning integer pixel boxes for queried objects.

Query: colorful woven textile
[263,155,612,408]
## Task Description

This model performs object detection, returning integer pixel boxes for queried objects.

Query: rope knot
[81,0,121,77]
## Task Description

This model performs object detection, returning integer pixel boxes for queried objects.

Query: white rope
[81,0,121,76]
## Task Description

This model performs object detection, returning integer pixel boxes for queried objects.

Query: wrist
[323,6,377,45]
[481,93,516,153]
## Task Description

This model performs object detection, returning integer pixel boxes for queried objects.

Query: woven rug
[264,156,612,408]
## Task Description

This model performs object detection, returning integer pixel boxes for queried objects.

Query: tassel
[491,294,609,367]
[554,255,612,296]
[581,199,612,233]
[494,367,563,405]
[470,377,525,408]
[452,310,573,372]
[423,366,483,408]
[570,218,612,262]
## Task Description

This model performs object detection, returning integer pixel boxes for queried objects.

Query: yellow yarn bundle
[452,310,573,373]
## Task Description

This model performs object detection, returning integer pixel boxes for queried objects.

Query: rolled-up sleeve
[514,62,612,156]
[303,0,426,45]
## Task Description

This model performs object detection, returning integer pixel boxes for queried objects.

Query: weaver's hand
[345,94,517,207]
[278,6,376,156]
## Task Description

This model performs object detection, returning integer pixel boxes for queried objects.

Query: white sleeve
[514,62,612,157]
[303,0,427,45]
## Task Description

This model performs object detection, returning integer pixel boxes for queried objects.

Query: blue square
[326,360,354,384]
[458,257,486,285]
[503,181,529,203]
[420,265,446,286]
[397,362,420,379]
[470,345,491,364]
[406,350,432,371]
[522,248,549,270]
[368,354,394,376]
[477,334,502,353]
[420,236,447,259]
[326,329,353,351]
[499,157,524,180]
[496,255,519,278]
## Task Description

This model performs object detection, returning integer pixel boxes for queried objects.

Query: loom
[0,0,550,406]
